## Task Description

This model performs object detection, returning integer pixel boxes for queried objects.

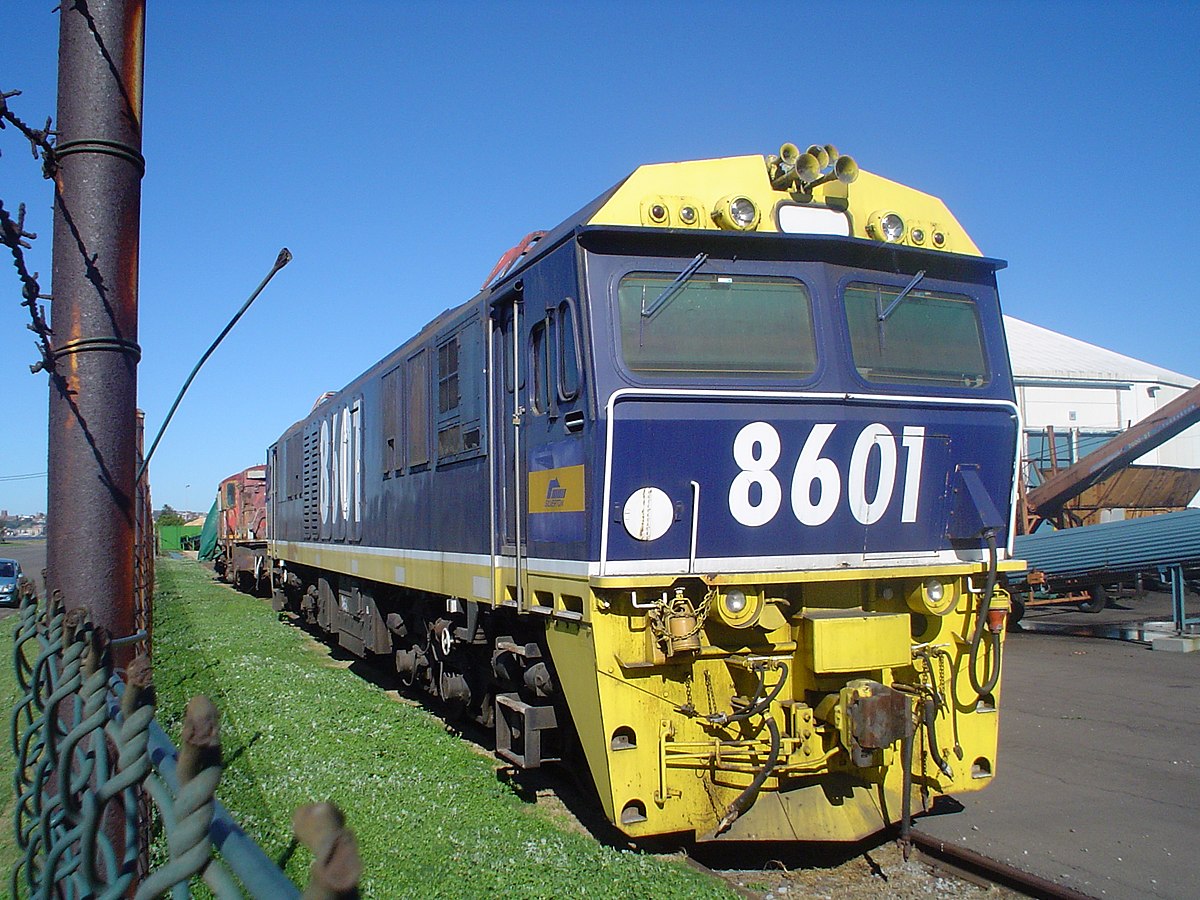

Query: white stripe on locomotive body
[272,539,591,581]
[591,548,998,578]
[273,539,1001,588]
[598,387,1022,577]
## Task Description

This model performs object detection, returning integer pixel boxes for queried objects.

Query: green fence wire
[9,579,360,898]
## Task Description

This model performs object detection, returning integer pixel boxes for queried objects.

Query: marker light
[679,205,698,225]
[648,203,668,224]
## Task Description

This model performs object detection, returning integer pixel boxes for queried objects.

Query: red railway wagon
[215,465,269,593]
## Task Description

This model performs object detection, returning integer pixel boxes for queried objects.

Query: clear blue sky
[3,1,1198,516]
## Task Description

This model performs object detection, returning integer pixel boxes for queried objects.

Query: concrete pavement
[916,627,1200,898]
[0,538,45,619]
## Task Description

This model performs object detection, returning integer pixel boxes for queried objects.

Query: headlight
[725,589,747,613]
[868,210,906,243]
[730,197,757,228]
[712,195,760,231]
[713,587,763,628]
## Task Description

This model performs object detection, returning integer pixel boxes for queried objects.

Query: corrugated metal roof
[1004,316,1198,387]
[1013,508,1200,583]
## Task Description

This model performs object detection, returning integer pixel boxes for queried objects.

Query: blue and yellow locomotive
[267,143,1021,842]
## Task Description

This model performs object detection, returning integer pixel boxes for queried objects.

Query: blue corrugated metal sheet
[1013,508,1200,584]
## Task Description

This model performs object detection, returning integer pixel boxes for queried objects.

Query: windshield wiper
[877,269,926,322]
[642,252,709,319]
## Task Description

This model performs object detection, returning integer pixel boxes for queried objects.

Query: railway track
[908,829,1096,899]
[690,827,1099,899]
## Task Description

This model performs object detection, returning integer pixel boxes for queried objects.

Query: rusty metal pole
[46,0,146,650]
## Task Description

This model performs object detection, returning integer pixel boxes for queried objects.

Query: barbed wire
[0,88,56,175]
[1,87,57,375]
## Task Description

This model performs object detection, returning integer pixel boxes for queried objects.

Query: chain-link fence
[10,581,361,898]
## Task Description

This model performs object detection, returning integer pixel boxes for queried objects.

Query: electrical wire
[967,530,1002,699]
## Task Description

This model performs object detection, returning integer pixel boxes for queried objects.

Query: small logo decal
[545,478,568,508]
[528,464,586,514]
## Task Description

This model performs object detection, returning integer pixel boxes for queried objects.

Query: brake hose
[714,716,781,835]
[705,661,789,726]
[967,529,1002,699]
[707,661,789,834]
[923,697,954,778]
[893,683,954,779]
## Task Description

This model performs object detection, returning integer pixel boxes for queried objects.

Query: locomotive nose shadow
[494,764,633,848]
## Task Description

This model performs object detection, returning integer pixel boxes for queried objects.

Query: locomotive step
[495,692,559,768]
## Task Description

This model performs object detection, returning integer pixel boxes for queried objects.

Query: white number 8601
[728,421,926,528]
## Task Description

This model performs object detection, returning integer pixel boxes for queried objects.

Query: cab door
[491,294,526,605]
[491,290,588,609]
[522,297,588,560]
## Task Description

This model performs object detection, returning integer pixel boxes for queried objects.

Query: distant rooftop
[1004,316,1197,387]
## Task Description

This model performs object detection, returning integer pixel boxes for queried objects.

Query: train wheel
[1078,584,1108,614]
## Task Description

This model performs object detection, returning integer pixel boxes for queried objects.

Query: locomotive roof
[488,146,992,293]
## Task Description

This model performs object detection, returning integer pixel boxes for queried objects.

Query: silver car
[0,558,22,606]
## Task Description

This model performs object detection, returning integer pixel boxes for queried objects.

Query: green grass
[0,612,22,885]
[150,558,730,899]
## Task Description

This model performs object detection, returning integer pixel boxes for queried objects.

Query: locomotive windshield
[617,273,816,377]
[844,282,990,388]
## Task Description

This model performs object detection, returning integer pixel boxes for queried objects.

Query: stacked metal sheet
[1012,508,1200,584]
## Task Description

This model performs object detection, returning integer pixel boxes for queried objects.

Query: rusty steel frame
[1025,382,1200,525]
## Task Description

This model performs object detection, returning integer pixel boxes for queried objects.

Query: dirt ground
[713,841,1020,898]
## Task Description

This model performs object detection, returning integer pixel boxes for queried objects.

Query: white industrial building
[1005,316,1200,507]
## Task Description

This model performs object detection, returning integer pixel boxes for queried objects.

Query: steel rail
[910,829,1098,899]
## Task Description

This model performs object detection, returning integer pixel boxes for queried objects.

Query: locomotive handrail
[480,230,547,290]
